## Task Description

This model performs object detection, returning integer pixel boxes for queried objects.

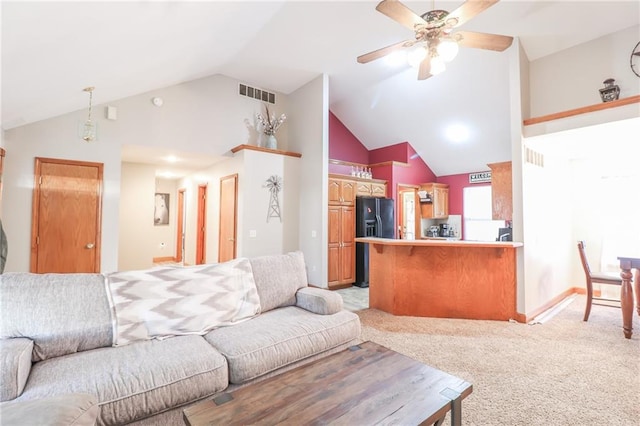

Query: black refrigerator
[354,196,395,288]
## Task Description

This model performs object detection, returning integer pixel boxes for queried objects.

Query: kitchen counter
[358,237,522,248]
[355,237,523,321]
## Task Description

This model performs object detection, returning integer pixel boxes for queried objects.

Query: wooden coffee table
[183,341,472,426]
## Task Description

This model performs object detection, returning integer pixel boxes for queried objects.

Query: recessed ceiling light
[164,155,179,163]
[445,124,470,143]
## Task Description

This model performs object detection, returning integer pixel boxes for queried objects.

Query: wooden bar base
[358,238,522,321]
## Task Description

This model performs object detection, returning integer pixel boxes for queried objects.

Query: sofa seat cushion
[0,393,99,426]
[204,306,361,384]
[15,336,228,426]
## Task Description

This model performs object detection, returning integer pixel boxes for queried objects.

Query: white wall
[118,163,156,271]
[529,25,640,118]
[2,73,290,272]
[2,116,121,272]
[239,150,300,258]
[175,147,301,265]
[521,155,574,314]
[508,39,527,313]
[288,74,329,287]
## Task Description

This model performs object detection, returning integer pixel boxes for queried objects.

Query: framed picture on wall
[154,193,170,226]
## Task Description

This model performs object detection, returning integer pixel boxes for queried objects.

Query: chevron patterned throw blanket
[104,258,261,346]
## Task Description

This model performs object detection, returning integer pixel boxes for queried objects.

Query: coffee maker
[438,223,450,237]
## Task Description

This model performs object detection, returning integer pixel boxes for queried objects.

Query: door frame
[396,183,420,240]
[176,188,186,263]
[30,157,103,273]
[196,184,207,265]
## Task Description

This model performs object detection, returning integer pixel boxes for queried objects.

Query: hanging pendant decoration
[264,175,283,222]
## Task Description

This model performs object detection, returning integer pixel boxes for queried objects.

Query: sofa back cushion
[0,273,112,361]
[249,251,308,313]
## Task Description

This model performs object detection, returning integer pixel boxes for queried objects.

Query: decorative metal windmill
[264,175,283,222]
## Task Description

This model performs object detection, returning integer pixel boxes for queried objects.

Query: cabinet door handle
[85,243,95,249]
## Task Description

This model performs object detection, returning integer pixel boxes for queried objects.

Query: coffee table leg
[440,388,462,426]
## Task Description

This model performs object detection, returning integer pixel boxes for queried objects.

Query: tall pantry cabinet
[327,176,355,289]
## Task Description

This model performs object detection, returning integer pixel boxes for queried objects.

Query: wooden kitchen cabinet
[327,205,355,288]
[419,183,449,219]
[370,182,387,197]
[488,161,512,220]
[329,176,355,206]
[355,179,387,197]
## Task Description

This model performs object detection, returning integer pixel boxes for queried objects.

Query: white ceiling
[3,1,639,177]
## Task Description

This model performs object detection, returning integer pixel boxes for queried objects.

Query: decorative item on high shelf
[256,104,286,150]
[599,78,620,103]
[264,175,283,223]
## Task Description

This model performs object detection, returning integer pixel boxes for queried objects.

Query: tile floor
[335,286,369,312]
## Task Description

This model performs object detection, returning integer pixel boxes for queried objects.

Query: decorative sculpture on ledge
[599,78,620,103]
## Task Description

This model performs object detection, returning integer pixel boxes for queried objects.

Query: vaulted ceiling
[3,1,638,176]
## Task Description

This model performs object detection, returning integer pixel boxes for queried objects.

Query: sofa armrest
[0,393,100,426]
[295,287,344,315]
[0,338,33,401]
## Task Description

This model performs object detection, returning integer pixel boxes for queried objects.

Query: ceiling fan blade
[418,57,432,80]
[376,0,426,31]
[454,31,513,51]
[357,40,412,64]
[446,0,499,28]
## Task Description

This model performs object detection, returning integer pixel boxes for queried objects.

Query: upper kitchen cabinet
[355,179,387,198]
[328,175,356,206]
[488,161,512,220]
[419,183,449,219]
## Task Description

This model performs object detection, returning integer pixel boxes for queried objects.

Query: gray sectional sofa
[0,251,361,425]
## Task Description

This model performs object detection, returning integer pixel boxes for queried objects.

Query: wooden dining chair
[577,240,623,321]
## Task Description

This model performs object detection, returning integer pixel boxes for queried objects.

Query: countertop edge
[355,237,523,248]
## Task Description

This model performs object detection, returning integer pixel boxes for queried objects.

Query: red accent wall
[369,143,409,163]
[437,173,491,216]
[329,112,369,167]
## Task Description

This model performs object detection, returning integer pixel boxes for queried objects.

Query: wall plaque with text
[469,171,492,183]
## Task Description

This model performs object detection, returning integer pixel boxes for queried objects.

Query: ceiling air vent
[525,146,544,167]
[239,84,276,104]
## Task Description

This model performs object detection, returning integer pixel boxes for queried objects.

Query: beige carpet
[356,295,640,426]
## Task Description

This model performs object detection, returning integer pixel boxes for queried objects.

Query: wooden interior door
[218,174,238,263]
[398,185,419,239]
[176,188,185,263]
[30,157,103,273]
[196,184,207,265]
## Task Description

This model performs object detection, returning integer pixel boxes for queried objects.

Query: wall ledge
[230,144,302,158]
[523,95,640,126]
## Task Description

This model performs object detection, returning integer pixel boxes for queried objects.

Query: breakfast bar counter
[355,237,523,321]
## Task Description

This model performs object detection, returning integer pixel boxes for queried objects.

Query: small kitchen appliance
[438,223,450,237]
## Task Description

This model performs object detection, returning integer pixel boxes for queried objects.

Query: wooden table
[183,341,473,426]
[618,256,640,339]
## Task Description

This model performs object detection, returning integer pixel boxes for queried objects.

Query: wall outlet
[249,230,257,238]
[311,230,317,238]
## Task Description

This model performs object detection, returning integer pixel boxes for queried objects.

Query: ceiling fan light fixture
[407,45,428,68]
[385,50,407,67]
[430,55,446,75]
[437,38,459,62]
